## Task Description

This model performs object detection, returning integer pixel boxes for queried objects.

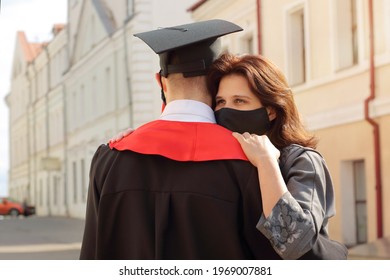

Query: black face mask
[215,107,271,135]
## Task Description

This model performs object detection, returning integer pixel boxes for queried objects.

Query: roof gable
[10,32,45,80]
[71,0,116,64]
[17,31,44,63]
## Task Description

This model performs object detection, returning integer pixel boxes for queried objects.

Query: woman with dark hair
[208,53,346,259]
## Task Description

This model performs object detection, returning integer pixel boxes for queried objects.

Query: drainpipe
[364,0,383,239]
[256,0,262,54]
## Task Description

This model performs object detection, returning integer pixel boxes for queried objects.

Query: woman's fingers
[242,132,251,139]
[123,127,134,137]
[233,132,252,142]
[232,132,280,165]
[109,128,134,143]
[232,131,244,142]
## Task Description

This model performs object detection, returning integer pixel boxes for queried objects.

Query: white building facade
[6,0,200,218]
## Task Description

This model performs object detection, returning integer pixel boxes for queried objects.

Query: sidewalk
[348,236,390,259]
[0,215,85,260]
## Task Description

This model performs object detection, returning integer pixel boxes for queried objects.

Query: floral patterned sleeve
[256,192,315,259]
[256,145,336,260]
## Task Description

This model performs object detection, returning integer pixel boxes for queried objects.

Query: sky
[0,0,67,196]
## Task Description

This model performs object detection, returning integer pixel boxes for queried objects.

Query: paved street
[1,215,389,260]
[0,215,85,260]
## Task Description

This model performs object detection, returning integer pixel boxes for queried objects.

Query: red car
[0,197,36,217]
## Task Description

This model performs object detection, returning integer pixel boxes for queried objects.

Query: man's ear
[267,107,277,121]
[155,72,167,92]
[155,72,162,87]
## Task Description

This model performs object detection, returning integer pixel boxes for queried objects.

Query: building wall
[7,0,196,219]
[59,0,195,218]
[8,37,32,204]
[191,0,258,54]
[8,0,388,244]
[190,0,390,246]
[264,0,390,244]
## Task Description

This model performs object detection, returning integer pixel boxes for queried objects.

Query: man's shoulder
[110,120,248,162]
[92,144,116,164]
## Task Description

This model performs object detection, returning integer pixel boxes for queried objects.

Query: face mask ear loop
[159,70,167,105]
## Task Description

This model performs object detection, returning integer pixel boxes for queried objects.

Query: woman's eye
[216,99,225,105]
[234,99,245,104]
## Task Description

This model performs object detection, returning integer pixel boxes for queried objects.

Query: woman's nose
[224,102,234,109]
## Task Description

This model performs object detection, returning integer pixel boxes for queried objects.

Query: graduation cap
[134,19,243,77]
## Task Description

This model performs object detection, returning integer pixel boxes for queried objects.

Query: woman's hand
[109,128,134,143]
[233,132,286,219]
[232,132,280,167]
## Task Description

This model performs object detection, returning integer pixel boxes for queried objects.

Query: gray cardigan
[256,144,336,259]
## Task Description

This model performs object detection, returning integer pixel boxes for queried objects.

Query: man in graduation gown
[80,19,277,260]
[79,19,345,260]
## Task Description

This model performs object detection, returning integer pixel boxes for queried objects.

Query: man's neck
[167,94,211,107]
[160,100,216,123]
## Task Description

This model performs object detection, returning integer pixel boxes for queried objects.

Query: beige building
[191,0,390,249]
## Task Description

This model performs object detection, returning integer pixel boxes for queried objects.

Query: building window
[386,0,390,51]
[353,160,367,244]
[34,181,38,207]
[91,15,96,48]
[64,173,68,205]
[80,84,85,121]
[81,159,86,202]
[73,161,78,203]
[334,0,359,70]
[105,67,111,112]
[71,91,77,130]
[241,35,254,55]
[92,76,97,118]
[53,176,58,206]
[40,179,43,207]
[340,159,367,246]
[286,5,306,86]
[47,176,50,207]
[127,0,134,18]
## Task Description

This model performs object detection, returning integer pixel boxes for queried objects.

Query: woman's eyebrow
[215,94,251,100]
[231,94,251,99]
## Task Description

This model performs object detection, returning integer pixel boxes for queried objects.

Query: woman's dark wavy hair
[207,53,318,149]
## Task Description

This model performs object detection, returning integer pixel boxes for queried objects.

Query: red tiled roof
[17,31,44,62]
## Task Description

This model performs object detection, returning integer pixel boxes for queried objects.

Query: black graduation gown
[79,120,347,259]
[79,120,282,259]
